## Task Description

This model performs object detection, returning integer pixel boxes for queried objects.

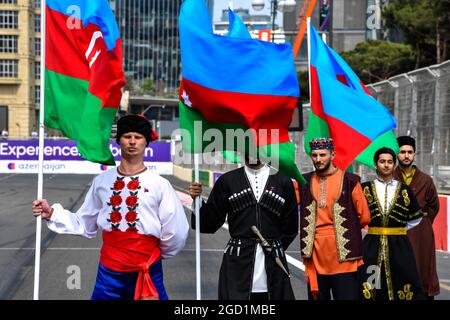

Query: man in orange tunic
[299,138,370,300]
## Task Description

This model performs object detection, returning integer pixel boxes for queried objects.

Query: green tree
[432,0,450,63]
[124,75,134,93]
[340,40,415,84]
[383,0,450,67]
[142,78,154,95]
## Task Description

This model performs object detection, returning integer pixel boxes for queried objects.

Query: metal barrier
[366,60,450,194]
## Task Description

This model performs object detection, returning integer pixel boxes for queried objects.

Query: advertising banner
[0,140,173,175]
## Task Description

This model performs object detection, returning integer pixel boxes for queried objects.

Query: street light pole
[270,0,278,43]
[251,0,296,43]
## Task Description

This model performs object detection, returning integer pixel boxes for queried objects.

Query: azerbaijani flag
[305,22,398,169]
[179,0,304,183]
[44,0,125,165]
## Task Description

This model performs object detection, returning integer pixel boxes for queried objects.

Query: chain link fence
[363,60,450,194]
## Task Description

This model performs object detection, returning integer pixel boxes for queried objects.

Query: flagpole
[307,17,312,105]
[194,153,201,300]
[321,32,327,44]
[34,0,47,300]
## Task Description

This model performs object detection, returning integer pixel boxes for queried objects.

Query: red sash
[100,230,161,300]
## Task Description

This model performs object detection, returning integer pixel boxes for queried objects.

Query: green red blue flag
[44,0,125,165]
[305,22,398,169]
[179,0,304,183]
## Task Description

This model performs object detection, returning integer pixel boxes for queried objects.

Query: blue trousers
[91,260,168,300]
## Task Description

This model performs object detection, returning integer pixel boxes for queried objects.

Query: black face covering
[115,114,153,146]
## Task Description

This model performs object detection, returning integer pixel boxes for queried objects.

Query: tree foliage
[142,78,154,95]
[383,0,450,67]
[340,40,416,84]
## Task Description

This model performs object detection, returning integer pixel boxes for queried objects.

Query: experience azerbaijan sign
[0,140,173,174]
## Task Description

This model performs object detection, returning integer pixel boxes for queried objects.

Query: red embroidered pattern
[127,179,140,190]
[113,179,125,191]
[107,176,141,232]
[125,177,141,232]
[110,211,122,223]
[107,176,125,230]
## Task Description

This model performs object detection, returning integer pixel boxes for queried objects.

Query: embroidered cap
[309,138,334,151]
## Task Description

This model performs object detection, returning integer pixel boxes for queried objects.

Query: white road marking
[0,174,17,182]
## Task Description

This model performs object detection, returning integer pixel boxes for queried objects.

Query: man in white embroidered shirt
[32,114,189,300]
[359,147,426,300]
[188,152,298,300]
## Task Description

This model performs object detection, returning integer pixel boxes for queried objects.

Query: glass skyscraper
[111,0,214,94]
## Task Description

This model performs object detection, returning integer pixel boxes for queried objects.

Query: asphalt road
[0,173,449,300]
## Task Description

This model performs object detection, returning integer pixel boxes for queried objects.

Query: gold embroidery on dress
[302,201,316,257]
[402,189,410,206]
[362,282,373,300]
[394,203,408,211]
[369,213,382,222]
[333,202,350,261]
[318,177,327,208]
[371,182,401,300]
[410,210,422,218]
[388,215,407,224]
[398,284,414,300]
[383,235,395,300]
[391,209,407,218]
[364,186,373,204]
[372,182,401,226]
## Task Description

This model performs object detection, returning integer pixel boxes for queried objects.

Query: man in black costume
[359,147,425,300]
[188,153,299,300]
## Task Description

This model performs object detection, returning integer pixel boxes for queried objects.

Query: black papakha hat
[397,136,416,152]
[116,114,155,146]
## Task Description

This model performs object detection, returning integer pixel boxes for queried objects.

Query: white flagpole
[307,17,312,104]
[34,0,47,300]
[194,153,201,300]
[321,32,327,44]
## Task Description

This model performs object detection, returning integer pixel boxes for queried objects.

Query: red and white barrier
[434,195,450,251]
[175,188,450,252]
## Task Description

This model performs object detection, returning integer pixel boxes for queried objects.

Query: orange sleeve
[352,182,371,227]
[293,180,300,204]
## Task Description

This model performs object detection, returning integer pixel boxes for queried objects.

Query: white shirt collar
[244,163,268,175]
[375,176,396,186]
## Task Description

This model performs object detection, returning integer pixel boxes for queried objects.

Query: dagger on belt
[251,225,290,278]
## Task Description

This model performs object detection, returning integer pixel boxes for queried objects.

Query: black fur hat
[116,114,156,146]
[397,136,416,152]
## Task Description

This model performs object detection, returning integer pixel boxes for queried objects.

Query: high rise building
[110,0,182,94]
[110,0,214,95]
[283,0,391,70]
[213,7,286,44]
[0,0,41,138]
[205,0,214,19]
[0,0,214,138]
